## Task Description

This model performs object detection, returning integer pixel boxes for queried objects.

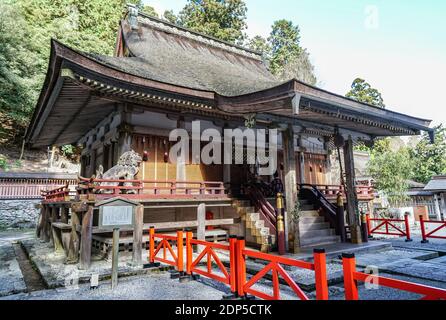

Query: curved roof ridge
[136,12,264,62]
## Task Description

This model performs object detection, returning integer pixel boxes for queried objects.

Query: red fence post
[177,230,184,273]
[342,253,359,300]
[186,231,193,274]
[236,237,246,297]
[420,215,429,243]
[313,249,329,300]
[404,213,413,242]
[228,236,238,294]
[149,227,155,263]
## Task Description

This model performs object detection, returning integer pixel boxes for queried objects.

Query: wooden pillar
[441,193,446,219]
[197,203,206,251]
[117,108,133,157]
[79,205,94,270]
[61,207,69,224]
[41,206,50,242]
[176,117,187,182]
[222,124,231,189]
[324,137,332,185]
[434,194,442,221]
[49,207,58,244]
[297,135,305,185]
[132,204,144,266]
[282,125,300,252]
[67,208,81,264]
[343,136,362,244]
[36,206,44,238]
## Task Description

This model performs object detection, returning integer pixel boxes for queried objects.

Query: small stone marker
[90,273,99,289]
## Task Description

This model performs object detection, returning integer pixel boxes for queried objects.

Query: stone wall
[0,199,41,229]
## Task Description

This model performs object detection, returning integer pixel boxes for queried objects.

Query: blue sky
[145,0,446,126]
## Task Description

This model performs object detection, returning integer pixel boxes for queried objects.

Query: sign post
[96,197,139,289]
[111,228,120,289]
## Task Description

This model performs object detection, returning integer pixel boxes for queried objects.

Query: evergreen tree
[178,0,248,43]
[346,78,385,108]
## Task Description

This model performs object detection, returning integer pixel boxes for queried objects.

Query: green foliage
[247,35,271,57]
[410,125,446,184]
[247,20,317,85]
[178,0,248,43]
[268,20,301,74]
[0,0,42,128]
[137,3,159,17]
[163,10,179,24]
[0,156,8,171]
[367,139,413,205]
[346,78,385,108]
[0,0,133,141]
[61,144,75,156]
[275,49,317,85]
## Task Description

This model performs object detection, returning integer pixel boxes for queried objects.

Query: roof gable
[115,14,281,97]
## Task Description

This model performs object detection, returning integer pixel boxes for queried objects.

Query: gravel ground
[0,272,228,300]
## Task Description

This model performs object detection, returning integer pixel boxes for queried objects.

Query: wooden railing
[0,173,77,200]
[42,184,73,203]
[246,184,277,235]
[299,184,375,200]
[75,177,227,201]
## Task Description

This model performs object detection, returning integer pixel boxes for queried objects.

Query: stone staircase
[233,200,276,252]
[299,199,340,248]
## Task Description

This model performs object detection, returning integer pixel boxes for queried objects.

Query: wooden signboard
[96,198,140,289]
[97,198,138,229]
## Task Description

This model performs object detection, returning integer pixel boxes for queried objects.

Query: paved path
[329,272,446,300]
[0,243,27,297]
[0,230,35,297]
[386,236,446,254]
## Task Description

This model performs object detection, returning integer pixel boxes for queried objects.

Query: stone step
[299,221,330,231]
[246,218,265,230]
[300,235,341,247]
[298,199,310,205]
[300,210,320,217]
[300,204,315,211]
[237,206,255,214]
[255,235,271,245]
[299,216,325,224]
[233,200,251,208]
[246,212,260,221]
[252,227,270,237]
[300,228,335,238]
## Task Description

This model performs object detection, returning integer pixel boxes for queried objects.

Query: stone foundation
[0,199,41,229]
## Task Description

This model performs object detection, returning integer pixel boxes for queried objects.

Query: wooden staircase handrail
[246,184,277,234]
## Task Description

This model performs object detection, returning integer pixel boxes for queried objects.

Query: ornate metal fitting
[277,214,285,232]
[276,192,284,209]
[244,114,256,128]
[336,192,343,206]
